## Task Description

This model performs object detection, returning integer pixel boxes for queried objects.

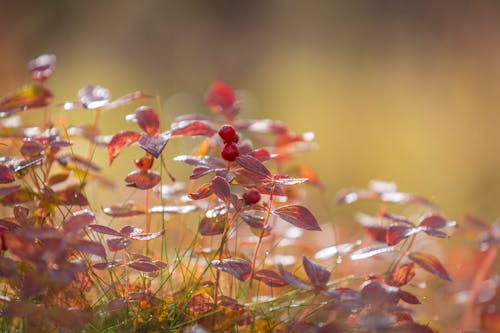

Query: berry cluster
[219,125,240,161]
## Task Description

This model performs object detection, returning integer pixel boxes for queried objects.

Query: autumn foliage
[0,55,497,332]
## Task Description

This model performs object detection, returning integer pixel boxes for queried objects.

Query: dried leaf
[254,269,287,287]
[302,256,330,288]
[125,170,161,190]
[212,258,252,281]
[138,133,169,158]
[408,252,451,281]
[107,130,141,164]
[272,205,321,231]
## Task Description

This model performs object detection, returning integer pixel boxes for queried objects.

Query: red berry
[221,142,240,161]
[218,125,237,143]
[243,189,261,205]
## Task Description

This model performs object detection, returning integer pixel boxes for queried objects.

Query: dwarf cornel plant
[0,55,496,332]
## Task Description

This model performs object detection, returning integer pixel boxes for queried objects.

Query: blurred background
[1,0,499,222]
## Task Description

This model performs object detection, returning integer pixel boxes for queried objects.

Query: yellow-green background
[1,1,499,222]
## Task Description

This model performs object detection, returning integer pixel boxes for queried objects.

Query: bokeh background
[1,1,499,223]
[1,1,499,331]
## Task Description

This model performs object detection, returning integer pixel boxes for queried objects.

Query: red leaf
[422,228,449,238]
[205,80,236,111]
[127,229,166,241]
[188,183,213,200]
[212,258,252,281]
[254,269,287,287]
[302,256,330,288]
[28,54,56,83]
[132,106,160,136]
[103,202,145,218]
[199,215,226,236]
[0,185,21,197]
[119,225,143,237]
[125,170,161,190]
[419,214,450,229]
[211,176,231,203]
[20,140,44,157]
[57,154,101,172]
[170,120,216,137]
[360,280,399,305]
[272,205,321,231]
[107,237,130,252]
[138,133,169,158]
[63,209,95,234]
[103,91,152,111]
[107,131,141,164]
[408,252,452,281]
[398,290,421,304]
[273,176,309,186]
[350,245,395,260]
[88,224,121,236]
[57,188,89,206]
[235,155,272,180]
[0,164,15,184]
[391,263,416,287]
[386,225,419,246]
[278,264,312,290]
[149,204,198,214]
[128,260,161,272]
[70,239,106,257]
[78,85,110,109]
[0,84,53,117]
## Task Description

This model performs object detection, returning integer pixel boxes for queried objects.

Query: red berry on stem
[218,125,237,143]
[221,142,240,161]
[243,189,261,205]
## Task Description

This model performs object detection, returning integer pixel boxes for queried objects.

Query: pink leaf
[272,205,321,231]
[127,229,166,241]
[0,164,15,184]
[70,239,106,257]
[28,54,56,83]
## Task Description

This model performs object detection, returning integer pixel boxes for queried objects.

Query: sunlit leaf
[138,133,169,158]
[408,252,451,281]
[78,85,110,109]
[149,204,198,214]
[127,228,166,241]
[211,176,231,203]
[418,214,452,229]
[254,269,287,287]
[103,91,152,111]
[28,54,56,82]
[57,187,89,206]
[63,210,95,234]
[88,224,121,236]
[188,183,213,200]
[125,170,161,190]
[0,84,53,117]
[386,225,419,246]
[350,245,395,261]
[170,120,216,137]
[314,241,360,260]
[272,205,321,231]
[107,130,141,164]
[278,264,312,290]
[92,261,123,270]
[103,202,145,218]
[302,256,330,288]
[70,239,106,257]
[0,164,15,184]
[107,237,130,252]
[235,155,272,180]
[398,290,421,304]
[391,263,416,287]
[129,106,160,136]
[13,156,43,174]
[20,140,44,156]
[273,176,309,186]
[212,258,252,281]
[199,215,225,236]
[128,260,161,272]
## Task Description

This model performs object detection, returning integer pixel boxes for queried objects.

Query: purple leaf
[272,205,321,231]
[125,170,161,190]
[88,224,121,236]
[212,258,252,281]
[128,260,161,272]
[408,252,452,281]
[211,176,231,203]
[278,264,312,290]
[137,133,169,158]
[28,54,56,82]
[254,269,287,287]
[63,210,95,234]
[235,155,272,180]
[107,238,130,252]
[302,256,331,288]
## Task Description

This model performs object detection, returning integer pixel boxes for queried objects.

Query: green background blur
[1,1,499,222]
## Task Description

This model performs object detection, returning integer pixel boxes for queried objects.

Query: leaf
[28,54,56,82]
[235,155,272,180]
[199,216,225,236]
[273,176,309,186]
[398,290,421,304]
[103,91,152,111]
[128,260,161,272]
[103,202,145,218]
[107,131,141,164]
[149,204,198,214]
[314,241,360,260]
[386,225,419,246]
[254,269,287,287]
[278,264,312,290]
[0,84,53,117]
[212,258,252,281]
[13,156,43,174]
[119,225,143,237]
[188,183,213,200]
[92,261,123,270]
[70,239,106,257]
[88,224,121,236]
[78,85,110,109]
[57,154,101,172]
[138,133,169,158]
[170,120,216,137]
[302,256,330,288]
[63,209,95,234]
[336,189,377,204]
[419,214,451,229]
[57,187,89,206]
[131,106,160,136]
[211,176,231,203]
[408,252,452,281]
[272,205,321,231]
[0,185,21,197]
[107,237,131,252]
[422,228,449,238]
[127,229,166,241]
[391,263,416,287]
[350,245,395,260]
[0,164,15,184]
[125,170,161,190]
[206,80,236,111]
[20,140,44,156]
[0,257,17,277]
[2,301,39,318]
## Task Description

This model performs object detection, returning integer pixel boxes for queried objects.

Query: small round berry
[221,142,240,161]
[243,189,261,205]
[218,125,237,143]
